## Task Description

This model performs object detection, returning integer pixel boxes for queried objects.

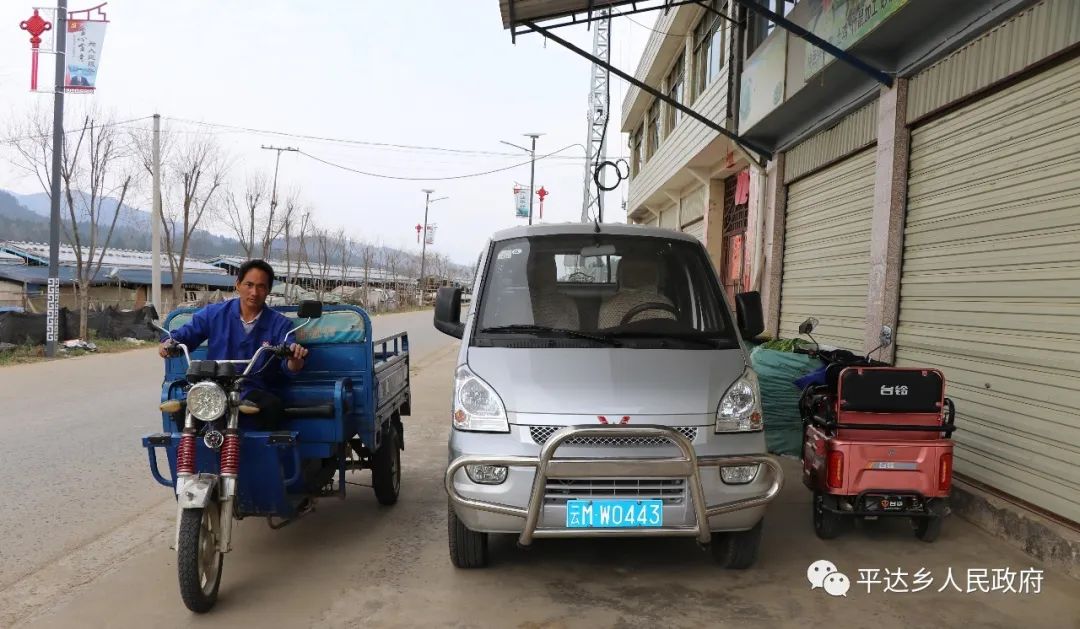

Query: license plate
[565,499,663,528]
[867,494,919,512]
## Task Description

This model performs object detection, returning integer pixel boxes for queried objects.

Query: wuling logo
[597,416,631,425]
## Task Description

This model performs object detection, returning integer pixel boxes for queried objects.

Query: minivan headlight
[716,369,763,433]
[453,365,509,433]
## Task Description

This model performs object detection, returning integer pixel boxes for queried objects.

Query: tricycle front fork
[172,404,240,554]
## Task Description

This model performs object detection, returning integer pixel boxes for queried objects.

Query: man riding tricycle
[141,260,411,613]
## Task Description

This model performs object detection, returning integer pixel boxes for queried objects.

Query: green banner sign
[804,0,908,78]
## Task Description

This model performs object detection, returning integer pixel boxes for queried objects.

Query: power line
[624,15,681,36]
[0,115,154,145]
[298,144,582,181]
[165,116,601,162]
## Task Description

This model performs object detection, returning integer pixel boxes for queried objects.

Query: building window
[747,0,797,57]
[646,100,662,160]
[765,1,798,37]
[665,54,685,132]
[693,2,726,101]
[630,125,643,177]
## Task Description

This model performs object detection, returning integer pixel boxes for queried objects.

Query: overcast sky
[0,1,653,264]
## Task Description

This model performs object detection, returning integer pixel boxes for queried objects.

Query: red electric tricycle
[794,318,956,542]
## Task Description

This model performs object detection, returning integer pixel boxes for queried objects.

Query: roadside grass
[0,338,151,367]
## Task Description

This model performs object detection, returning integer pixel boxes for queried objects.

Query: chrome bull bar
[444,425,785,547]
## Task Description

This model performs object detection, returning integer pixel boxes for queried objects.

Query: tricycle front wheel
[177,502,224,613]
[372,422,402,506]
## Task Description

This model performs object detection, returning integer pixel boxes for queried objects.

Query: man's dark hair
[236,259,276,288]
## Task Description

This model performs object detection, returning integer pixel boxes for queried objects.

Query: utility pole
[261,145,299,256]
[45,0,68,358]
[418,189,448,306]
[526,133,541,225]
[151,113,162,315]
[501,133,543,225]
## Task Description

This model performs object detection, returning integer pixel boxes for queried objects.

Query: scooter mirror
[297,300,323,319]
[798,317,818,335]
[146,304,160,322]
[880,325,893,348]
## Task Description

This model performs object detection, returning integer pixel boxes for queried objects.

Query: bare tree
[6,108,134,338]
[382,247,402,309]
[224,173,287,260]
[359,240,378,308]
[133,129,228,308]
[304,223,338,301]
[336,228,356,300]
[282,202,309,303]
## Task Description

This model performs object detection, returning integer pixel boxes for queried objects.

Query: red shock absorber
[220,432,240,476]
[177,433,196,475]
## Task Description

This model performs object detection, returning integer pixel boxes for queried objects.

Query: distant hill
[0,189,473,280]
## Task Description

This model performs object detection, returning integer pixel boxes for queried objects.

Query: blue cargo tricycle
[141,301,410,613]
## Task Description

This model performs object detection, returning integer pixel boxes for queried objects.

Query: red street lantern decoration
[415,223,422,244]
[536,186,548,220]
[19,9,52,91]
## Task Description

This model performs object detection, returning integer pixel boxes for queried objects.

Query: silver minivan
[434,223,784,569]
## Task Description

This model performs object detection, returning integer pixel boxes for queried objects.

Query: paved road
[3,308,1078,627]
[0,308,450,593]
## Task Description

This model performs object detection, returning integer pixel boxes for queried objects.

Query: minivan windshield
[473,234,740,349]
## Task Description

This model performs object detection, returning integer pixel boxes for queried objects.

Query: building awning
[498,0,692,30]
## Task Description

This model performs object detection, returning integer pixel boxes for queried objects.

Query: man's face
[236,268,271,311]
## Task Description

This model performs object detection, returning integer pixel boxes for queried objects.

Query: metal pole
[151,113,162,315]
[419,189,432,306]
[45,0,68,358]
[260,145,299,259]
[526,134,541,226]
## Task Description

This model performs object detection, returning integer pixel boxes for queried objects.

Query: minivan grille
[544,478,686,505]
[528,425,697,447]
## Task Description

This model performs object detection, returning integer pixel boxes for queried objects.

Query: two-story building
[623,0,1078,561]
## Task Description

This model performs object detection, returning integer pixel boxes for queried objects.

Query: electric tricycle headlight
[187,381,227,422]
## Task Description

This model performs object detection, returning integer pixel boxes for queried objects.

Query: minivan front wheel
[448,500,488,569]
[710,519,763,569]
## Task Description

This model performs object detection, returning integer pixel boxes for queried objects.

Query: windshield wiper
[602,331,731,348]
[479,324,622,347]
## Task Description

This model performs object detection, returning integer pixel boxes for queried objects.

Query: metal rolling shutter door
[779,148,875,349]
[897,56,1080,522]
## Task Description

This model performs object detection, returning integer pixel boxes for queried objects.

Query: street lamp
[500,133,543,225]
[419,189,448,306]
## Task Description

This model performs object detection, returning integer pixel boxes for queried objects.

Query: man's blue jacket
[166,298,298,396]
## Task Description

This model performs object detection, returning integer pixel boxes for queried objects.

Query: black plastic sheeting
[0,306,158,345]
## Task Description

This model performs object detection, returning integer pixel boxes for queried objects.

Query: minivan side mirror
[734,291,765,341]
[434,286,464,339]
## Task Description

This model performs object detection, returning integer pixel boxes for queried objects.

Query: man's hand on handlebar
[158,340,178,358]
[285,342,309,372]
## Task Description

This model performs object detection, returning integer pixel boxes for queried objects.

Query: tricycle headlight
[716,369,763,433]
[453,365,509,433]
[187,381,227,422]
